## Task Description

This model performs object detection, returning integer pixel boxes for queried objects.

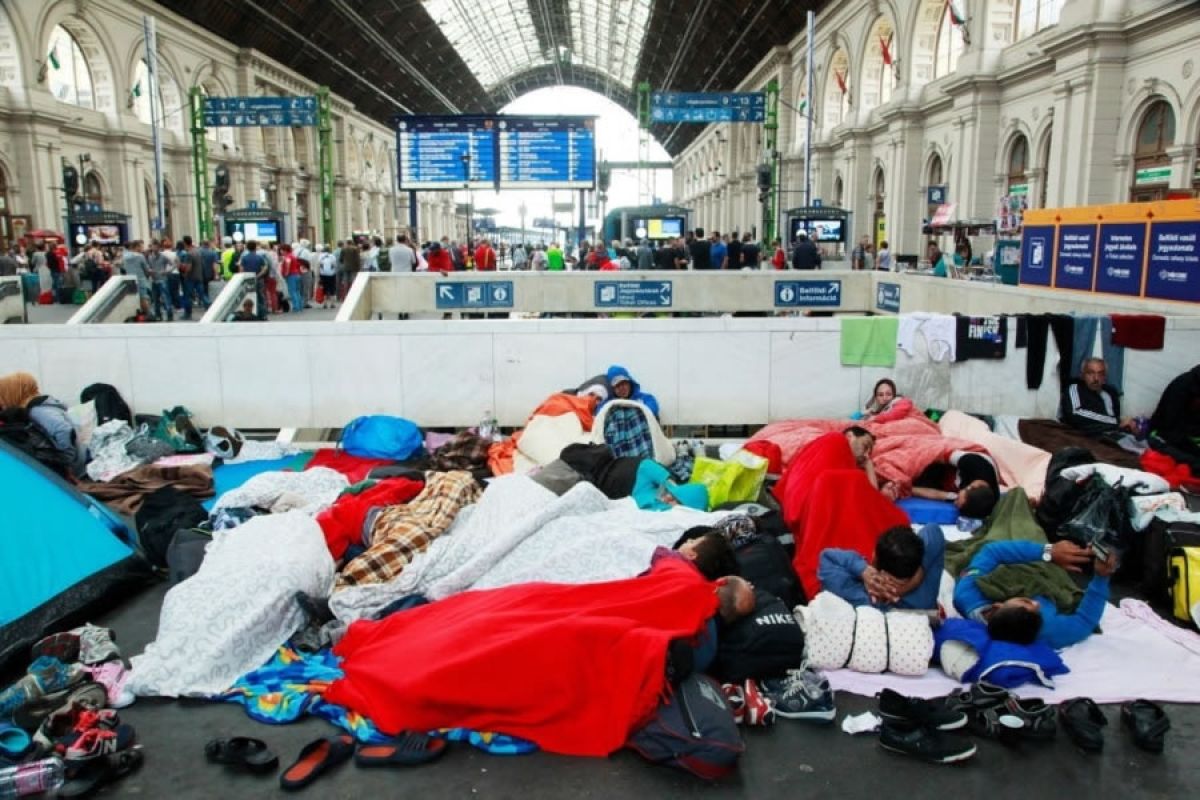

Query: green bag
[689,451,768,508]
[72,288,88,305]
[152,405,204,453]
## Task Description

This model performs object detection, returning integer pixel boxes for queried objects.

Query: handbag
[151,405,204,453]
[1058,474,1134,558]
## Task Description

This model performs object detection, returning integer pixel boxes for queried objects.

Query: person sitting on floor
[600,364,660,418]
[230,298,263,322]
[953,540,1116,649]
[911,449,1000,519]
[1061,358,1137,439]
[1149,363,1200,469]
[0,371,86,476]
[818,524,945,611]
[859,378,914,423]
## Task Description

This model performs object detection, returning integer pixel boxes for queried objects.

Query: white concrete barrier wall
[0,316,1196,430]
[66,276,141,324]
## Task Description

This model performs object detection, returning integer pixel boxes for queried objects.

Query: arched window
[824,49,851,128]
[47,25,94,109]
[1131,100,1175,200]
[934,5,965,79]
[132,59,183,132]
[82,172,102,207]
[861,19,896,112]
[928,154,944,187]
[1016,0,1065,41]
[833,175,844,208]
[1006,134,1029,194]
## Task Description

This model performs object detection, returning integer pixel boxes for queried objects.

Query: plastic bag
[1058,474,1132,557]
[339,415,423,460]
[689,451,768,508]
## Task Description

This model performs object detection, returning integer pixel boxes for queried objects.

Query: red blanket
[751,415,986,497]
[306,449,398,484]
[772,433,909,598]
[324,559,717,756]
[316,476,425,560]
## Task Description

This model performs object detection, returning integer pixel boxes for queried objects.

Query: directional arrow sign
[774,280,842,308]
[434,283,463,309]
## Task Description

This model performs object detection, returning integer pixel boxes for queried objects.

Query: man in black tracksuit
[1060,358,1134,438]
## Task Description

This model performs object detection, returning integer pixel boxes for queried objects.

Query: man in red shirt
[473,238,496,271]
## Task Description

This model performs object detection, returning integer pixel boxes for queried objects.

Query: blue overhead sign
[202,96,317,127]
[774,280,842,308]
[876,282,901,313]
[650,92,766,123]
[434,281,514,309]
[398,116,498,191]
[1053,224,1097,291]
[498,117,596,189]
[1095,223,1146,297]
[595,281,673,308]
[1019,226,1055,287]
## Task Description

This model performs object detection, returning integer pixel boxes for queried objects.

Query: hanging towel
[841,317,900,367]
[1110,314,1165,350]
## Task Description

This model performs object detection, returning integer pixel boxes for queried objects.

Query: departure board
[498,116,596,189]
[397,116,498,190]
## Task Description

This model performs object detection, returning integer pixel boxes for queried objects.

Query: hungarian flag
[835,70,847,95]
[880,35,893,66]
[947,0,966,25]
[47,47,60,70]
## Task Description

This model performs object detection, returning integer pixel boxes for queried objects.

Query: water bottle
[957,516,983,533]
[478,410,494,442]
[0,757,65,798]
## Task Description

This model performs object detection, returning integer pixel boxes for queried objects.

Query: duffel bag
[1168,546,1200,627]
[627,673,744,780]
[1141,520,1200,601]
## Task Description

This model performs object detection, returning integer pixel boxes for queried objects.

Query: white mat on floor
[824,600,1200,704]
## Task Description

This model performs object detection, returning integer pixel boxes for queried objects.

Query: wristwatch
[1042,544,1053,563]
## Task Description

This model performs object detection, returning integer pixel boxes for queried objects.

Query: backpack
[710,589,807,683]
[80,383,133,426]
[627,672,744,780]
[134,486,210,569]
[339,415,423,461]
[0,406,73,476]
[735,536,803,609]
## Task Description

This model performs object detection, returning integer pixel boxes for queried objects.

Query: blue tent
[0,440,151,670]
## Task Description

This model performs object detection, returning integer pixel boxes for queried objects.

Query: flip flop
[280,734,355,791]
[1058,698,1106,754]
[1121,699,1170,754]
[355,732,447,767]
[60,745,143,798]
[205,736,279,773]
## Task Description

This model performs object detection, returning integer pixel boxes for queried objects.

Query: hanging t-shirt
[955,316,1007,361]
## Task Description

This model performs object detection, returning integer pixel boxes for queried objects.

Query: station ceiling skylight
[423,0,652,92]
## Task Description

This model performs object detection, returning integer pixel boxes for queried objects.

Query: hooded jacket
[1150,365,1200,444]
[27,395,85,476]
[601,365,660,418]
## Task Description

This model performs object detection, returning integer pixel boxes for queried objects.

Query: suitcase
[1141,519,1200,602]
[1168,547,1200,627]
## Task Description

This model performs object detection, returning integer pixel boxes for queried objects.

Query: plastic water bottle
[479,410,499,442]
[0,757,65,798]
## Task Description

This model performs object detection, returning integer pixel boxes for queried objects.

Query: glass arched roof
[423,0,652,92]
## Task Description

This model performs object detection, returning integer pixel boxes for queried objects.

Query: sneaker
[760,668,836,722]
[30,632,81,664]
[72,625,120,665]
[62,724,136,763]
[721,684,746,725]
[878,688,968,731]
[879,722,977,764]
[741,679,776,727]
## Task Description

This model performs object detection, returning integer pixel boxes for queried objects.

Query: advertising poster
[1095,223,1146,296]
[1145,221,1200,303]
[1053,224,1097,291]
[1019,225,1055,286]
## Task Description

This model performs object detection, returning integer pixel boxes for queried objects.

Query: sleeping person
[818,524,945,611]
[910,450,1000,519]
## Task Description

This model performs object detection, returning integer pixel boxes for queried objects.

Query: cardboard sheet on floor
[824,600,1200,704]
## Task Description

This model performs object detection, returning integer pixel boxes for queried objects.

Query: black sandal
[1121,699,1169,753]
[1059,698,1107,753]
[205,736,279,773]
[60,745,143,798]
[1003,696,1057,741]
[355,731,447,767]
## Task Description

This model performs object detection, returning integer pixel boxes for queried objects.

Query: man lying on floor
[953,540,1117,649]
[910,449,1000,520]
[323,558,754,757]
[818,524,945,610]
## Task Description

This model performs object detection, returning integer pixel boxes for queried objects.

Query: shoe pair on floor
[206,731,446,791]
[1059,697,1170,754]
[722,666,836,727]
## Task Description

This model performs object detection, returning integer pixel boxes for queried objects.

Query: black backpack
[0,406,72,476]
[735,535,802,609]
[709,589,807,683]
[134,486,210,569]
[80,383,133,426]
[1036,446,1095,538]
[627,672,744,780]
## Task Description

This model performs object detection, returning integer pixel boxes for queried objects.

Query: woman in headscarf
[0,371,85,475]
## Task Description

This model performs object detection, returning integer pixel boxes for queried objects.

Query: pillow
[709,590,806,683]
[800,592,934,676]
[846,606,888,673]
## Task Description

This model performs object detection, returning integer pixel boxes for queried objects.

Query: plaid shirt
[429,431,492,473]
[602,406,656,460]
[335,470,481,590]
